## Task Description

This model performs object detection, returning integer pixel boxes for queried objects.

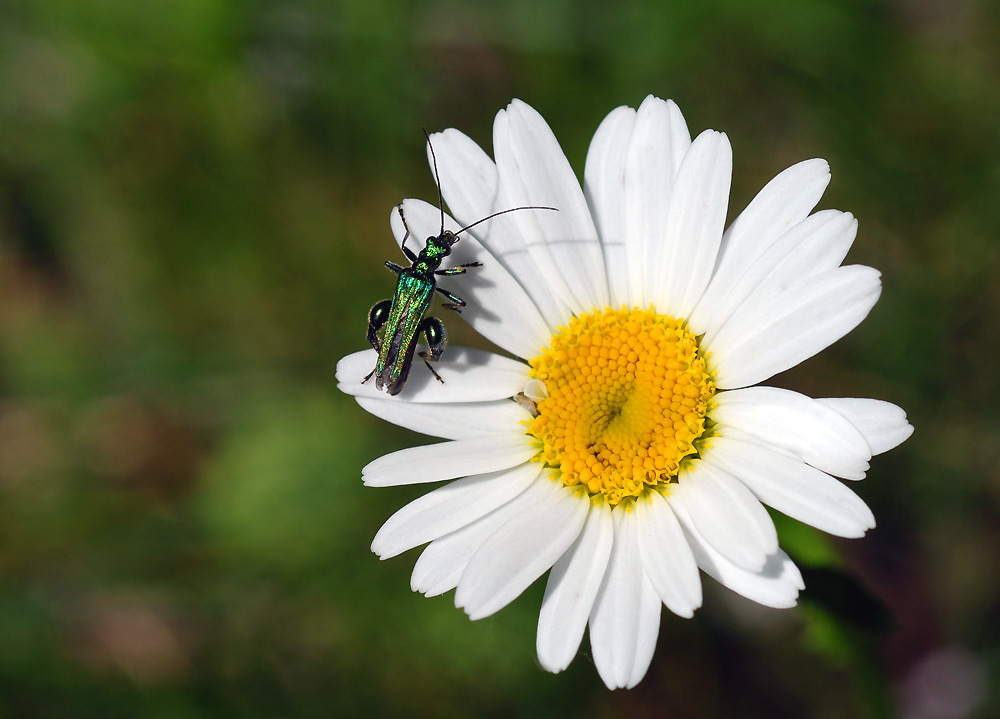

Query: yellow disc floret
[528,307,716,506]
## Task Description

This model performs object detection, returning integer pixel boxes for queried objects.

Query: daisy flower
[336,96,912,690]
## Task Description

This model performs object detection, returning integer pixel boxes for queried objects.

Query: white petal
[455,477,590,620]
[371,463,543,559]
[337,347,530,403]
[709,265,882,389]
[733,210,857,302]
[362,434,537,487]
[589,505,662,690]
[536,500,613,674]
[425,126,554,285]
[622,96,691,308]
[488,109,581,326]
[496,100,609,312]
[711,386,871,479]
[704,436,876,538]
[650,129,732,318]
[723,157,831,261]
[818,398,914,455]
[523,378,547,402]
[585,105,635,309]
[693,210,857,337]
[663,100,692,176]
[671,499,804,608]
[635,490,702,617]
[430,129,572,330]
[689,159,831,333]
[670,462,777,572]
[722,420,871,479]
[410,492,528,597]
[455,474,590,620]
[425,127,499,225]
[356,396,531,440]
[389,198,552,358]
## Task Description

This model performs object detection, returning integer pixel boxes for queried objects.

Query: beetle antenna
[454,206,559,237]
[422,128,446,237]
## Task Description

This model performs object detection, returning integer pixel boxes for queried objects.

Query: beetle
[363,133,555,395]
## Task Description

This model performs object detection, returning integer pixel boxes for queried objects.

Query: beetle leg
[417,317,447,383]
[435,286,466,312]
[362,299,393,383]
[385,261,405,274]
[396,205,419,263]
[436,262,482,276]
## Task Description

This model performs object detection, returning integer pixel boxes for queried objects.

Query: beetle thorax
[418,232,456,267]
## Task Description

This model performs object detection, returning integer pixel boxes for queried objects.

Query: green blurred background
[1,0,998,717]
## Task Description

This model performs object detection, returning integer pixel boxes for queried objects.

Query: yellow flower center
[527,307,716,506]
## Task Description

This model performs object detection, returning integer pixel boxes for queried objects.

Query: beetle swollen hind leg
[362,299,393,384]
[418,316,447,383]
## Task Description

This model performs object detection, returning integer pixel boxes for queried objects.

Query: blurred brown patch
[68,592,193,685]
[0,400,67,486]
[79,395,207,500]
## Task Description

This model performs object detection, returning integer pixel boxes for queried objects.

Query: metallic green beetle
[363,137,555,395]
[363,203,480,395]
